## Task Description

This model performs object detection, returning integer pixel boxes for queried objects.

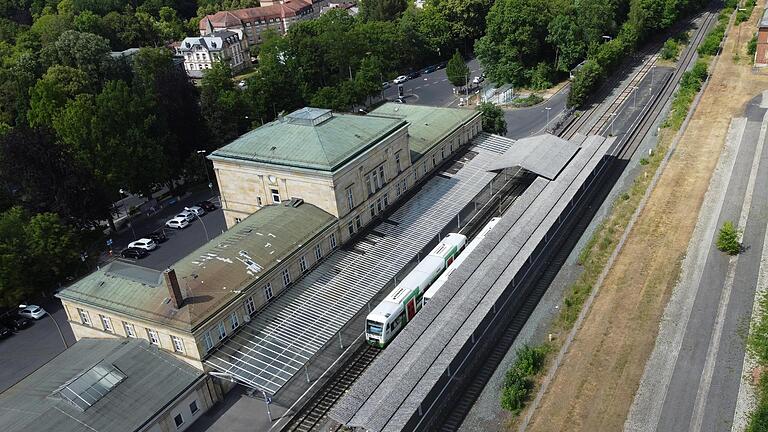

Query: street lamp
[196,150,213,189]
[185,207,210,242]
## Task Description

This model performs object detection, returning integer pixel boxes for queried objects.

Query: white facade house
[179,28,248,78]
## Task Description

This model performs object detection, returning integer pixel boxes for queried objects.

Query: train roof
[428,233,466,259]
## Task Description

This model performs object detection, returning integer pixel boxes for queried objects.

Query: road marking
[690,110,768,432]
[442,79,447,82]
[415,86,422,90]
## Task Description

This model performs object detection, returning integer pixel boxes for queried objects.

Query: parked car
[127,238,157,251]
[422,65,438,74]
[175,211,196,222]
[146,230,167,243]
[2,314,32,331]
[393,75,408,84]
[472,76,484,85]
[382,81,391,90]
[165,217,190,229]
[436,61,447,69]
[0,325,11,339]
[120,247,149,260]
[196,201,217,212]
[18,305,47,320]
[185,205,206,217]
[406,71,421,80]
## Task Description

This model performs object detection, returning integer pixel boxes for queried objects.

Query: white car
[393,75,408,84]
[185,206,206,217]
[176,211,196,222]
[166,217,190,229]
[472,76,484,85]
[18,305,47,320]
[127,238,157,251]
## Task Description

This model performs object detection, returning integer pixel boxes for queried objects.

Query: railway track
[284,344,380,432]
[433,6,720,432]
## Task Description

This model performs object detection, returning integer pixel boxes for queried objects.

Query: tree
[27,65,91,128]
[41,30,111,80]
[0,207,80,307]
[446,49,469,87]
[717,220,741,255]
[359,0,408,21]
[477,102,507,135]
[200,61,249,145]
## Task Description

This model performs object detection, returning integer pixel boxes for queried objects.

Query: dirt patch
[523,9,768,432]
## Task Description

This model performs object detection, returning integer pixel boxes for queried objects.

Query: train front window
[367,320,383,335]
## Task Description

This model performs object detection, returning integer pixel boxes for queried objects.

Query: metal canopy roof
[483,132,581,180]
[204,136,511,396]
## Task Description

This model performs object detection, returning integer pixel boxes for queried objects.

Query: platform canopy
[485,133,580,180]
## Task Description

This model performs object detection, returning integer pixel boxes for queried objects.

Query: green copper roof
[57,202,337,332]
[210,107,407,172]
[369,103,480,162]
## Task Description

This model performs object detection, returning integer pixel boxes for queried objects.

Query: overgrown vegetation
[500,345,548,414]
[698,10,730,56]
[716,220,741,255]
[509,94,544,107]
[477,102,507,135]
[747,291,768,431]
[663,59,709,130]
[661,39,680,60]
[736,0,757,24]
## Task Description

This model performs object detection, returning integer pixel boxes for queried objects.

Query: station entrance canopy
[485,133,581,180]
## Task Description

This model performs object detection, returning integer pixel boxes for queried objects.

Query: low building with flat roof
[0,338,220,432]
[756,9,768,66]
[210,104,482,242]
[57,201,338,369]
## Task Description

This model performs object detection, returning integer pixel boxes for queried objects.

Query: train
[365,233,466,347]
[421,217,501,307]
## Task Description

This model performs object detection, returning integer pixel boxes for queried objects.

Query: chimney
[164,268,184,309]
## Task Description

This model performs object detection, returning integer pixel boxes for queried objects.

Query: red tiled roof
[199,0,314,31]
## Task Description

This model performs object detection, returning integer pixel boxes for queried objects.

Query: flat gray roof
[331,135,616,430]
[0,339,203,432]
[484,133,581,180]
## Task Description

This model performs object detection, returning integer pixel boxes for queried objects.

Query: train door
[406,298,417,320]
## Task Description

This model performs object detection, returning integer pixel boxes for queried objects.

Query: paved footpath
[626,91,768,432]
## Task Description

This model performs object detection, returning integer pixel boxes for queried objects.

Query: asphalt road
[0,299,75,393]
[382,59,483,107]
[110,189,227,271]
[646,94,768,431]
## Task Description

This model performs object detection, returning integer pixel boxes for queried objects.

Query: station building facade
[210,103,483,243]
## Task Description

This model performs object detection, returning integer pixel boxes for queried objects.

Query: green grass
[747,290,768,431]
[500,345,549,414]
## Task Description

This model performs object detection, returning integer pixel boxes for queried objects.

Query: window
[299,255,308,273]
[376,197,383,213]
[123,322,136,338]
[329,233,337,249]
[77,308,91,326]
[366,174,375,195]
[346,186,355,210]
[383,193,389,207]
[422,163,427,175]
[378,165,386,185]
[174,413,184,428]
[245,296,256,315]
[395,151,402,173]
[203,331,214,352]
[190,400,199,415]
[271,188,280,203]
[100,315,113,333]
[257,196,263,206]
[230,312,239,330]
[396,182,402,197]
[147,329,161,346]
[264,283,274,301]
[314,244,322,261]
[347,220,355,236]
[282,268,291,287]
[370,202,376,218]
[441,147,446,159]
[217,322,226,340]
[402,178,407,192]
[171,336,185,353]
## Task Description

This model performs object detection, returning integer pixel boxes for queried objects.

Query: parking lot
[382,59,484,107]
[109,189,227,271]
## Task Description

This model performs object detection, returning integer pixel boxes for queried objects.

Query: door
[406,298,417,321]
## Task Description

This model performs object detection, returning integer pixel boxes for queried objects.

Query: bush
[661,39,679,60]
[749,35,758,56]
[699,22,727,57]
[717,220,741,255]
[500,345,548,414]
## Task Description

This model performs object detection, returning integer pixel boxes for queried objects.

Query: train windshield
[366,320,383,335]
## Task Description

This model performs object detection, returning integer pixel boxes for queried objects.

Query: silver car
[128,238,157,251]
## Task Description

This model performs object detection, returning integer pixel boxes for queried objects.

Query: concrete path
[626,92,768,432]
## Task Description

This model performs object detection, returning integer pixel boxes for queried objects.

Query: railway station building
[210,103,482,242]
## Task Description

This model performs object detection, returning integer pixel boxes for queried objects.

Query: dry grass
[521,8,768,432]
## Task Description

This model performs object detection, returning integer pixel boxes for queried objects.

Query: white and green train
[365,233,466,347]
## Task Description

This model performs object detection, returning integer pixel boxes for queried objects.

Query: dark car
[436,61,447,69]
[1,314,32,331]
[120,247,149,260]
[0,325,11,339]
[422,65,438,74]
[196,200,217,212]
[146,230,167,243]
[406,71,421,80]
